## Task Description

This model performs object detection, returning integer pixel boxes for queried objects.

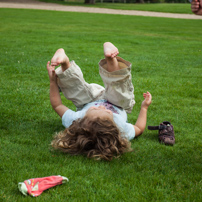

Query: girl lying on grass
[47,42,152,161]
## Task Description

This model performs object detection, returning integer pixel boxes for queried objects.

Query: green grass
[40,0,193,14]
[0,8,202,202]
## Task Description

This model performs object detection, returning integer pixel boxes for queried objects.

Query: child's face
[85,106,113,120]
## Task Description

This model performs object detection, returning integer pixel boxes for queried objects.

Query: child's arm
[133,92,152,137]
[47,61,69,118]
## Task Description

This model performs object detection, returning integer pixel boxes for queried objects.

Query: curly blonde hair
[51,117,132,161]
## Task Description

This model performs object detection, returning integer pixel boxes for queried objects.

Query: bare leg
[103,42,119,72]
[51,48,71,72]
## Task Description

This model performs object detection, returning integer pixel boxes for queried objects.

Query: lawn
[0,8,202,202]
[40,0,193,14]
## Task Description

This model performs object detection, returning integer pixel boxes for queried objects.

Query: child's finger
[47,61,50,69]
[51,62,58,66]
[52,69,55,75]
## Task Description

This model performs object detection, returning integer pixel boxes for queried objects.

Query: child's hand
[141,91,152,109]
[47,61,57,83]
